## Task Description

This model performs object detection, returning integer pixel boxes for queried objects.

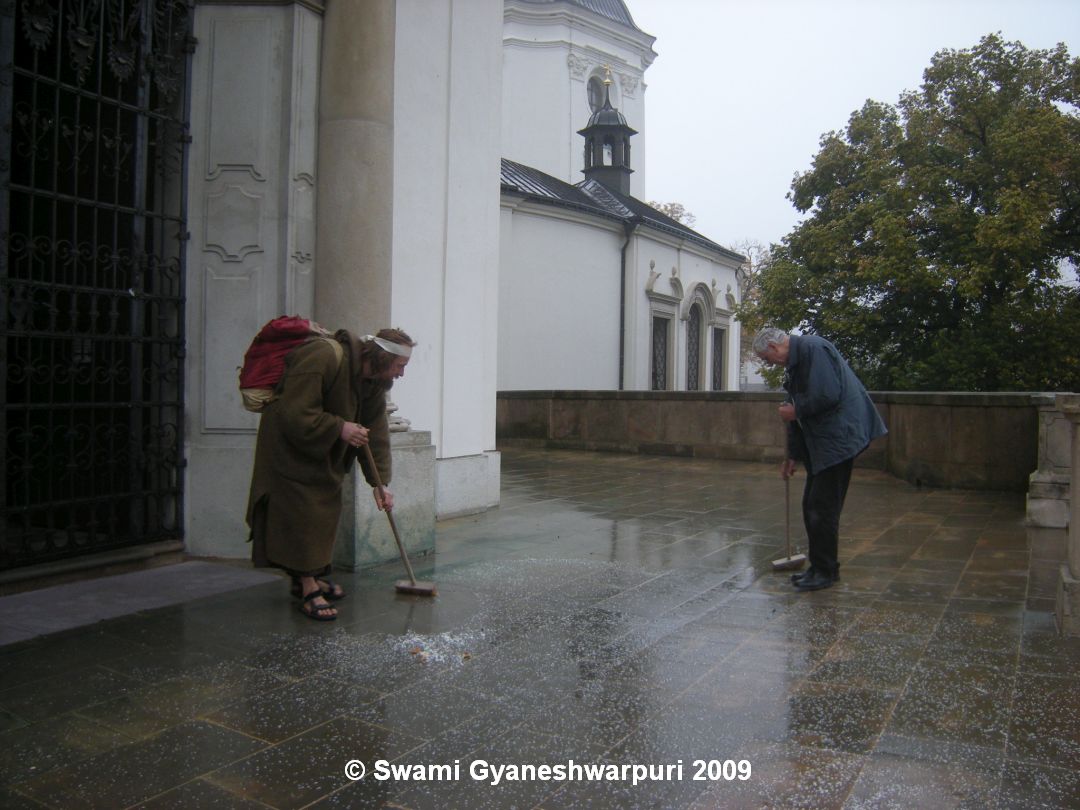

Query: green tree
[746,34,1080,391]
[647,201,697,227]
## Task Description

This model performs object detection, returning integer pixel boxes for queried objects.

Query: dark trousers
[802,458,854,577]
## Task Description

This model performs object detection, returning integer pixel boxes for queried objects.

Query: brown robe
[246,331,391,574]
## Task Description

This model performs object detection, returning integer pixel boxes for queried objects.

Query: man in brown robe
[246,328,415,620]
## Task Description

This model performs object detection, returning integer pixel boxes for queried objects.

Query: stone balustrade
[1055,394,1080,635]
[497,390,1047,492]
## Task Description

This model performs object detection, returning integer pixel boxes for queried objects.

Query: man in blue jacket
[753,327,888,591]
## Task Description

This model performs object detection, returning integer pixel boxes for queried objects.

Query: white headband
[362,335,413,358]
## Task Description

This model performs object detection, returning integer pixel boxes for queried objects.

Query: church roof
[501,159,745,262]
[515,0,640,30]
[501,159,622,218]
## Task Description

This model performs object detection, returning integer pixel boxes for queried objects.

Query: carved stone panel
[204,185,264,262]
[204,18,272,180]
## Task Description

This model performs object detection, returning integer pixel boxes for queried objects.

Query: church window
[687,304,703,390]
[603,140,613,165]
[651,317,669,390]
[587,76,604,112]
[712,328,726,390]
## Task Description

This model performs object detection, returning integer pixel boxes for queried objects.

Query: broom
[772,476,807,571]
[362,444,437,596]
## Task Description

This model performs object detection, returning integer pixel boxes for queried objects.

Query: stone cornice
[504,2,657,66]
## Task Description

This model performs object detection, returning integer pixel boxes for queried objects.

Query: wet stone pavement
[1,447,1078,809]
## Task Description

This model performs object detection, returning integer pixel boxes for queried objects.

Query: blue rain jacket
[783,334,887,474]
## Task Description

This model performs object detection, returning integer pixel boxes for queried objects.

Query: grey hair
[752,326,789,356]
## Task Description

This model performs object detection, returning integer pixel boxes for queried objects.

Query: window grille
[712,328,726,390]
[686,304,702,390]
[651,316,668,390]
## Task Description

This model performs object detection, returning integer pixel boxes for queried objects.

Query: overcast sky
[625,0,1079,252]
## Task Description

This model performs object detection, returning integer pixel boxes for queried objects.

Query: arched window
[712,328,726,391]
[587,76,604,112]
[651,316,669,390]
[602,139,613,166]
[687,304,703,390]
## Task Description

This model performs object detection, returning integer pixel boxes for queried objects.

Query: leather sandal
[298,590,337,621]
[290,577,346,601]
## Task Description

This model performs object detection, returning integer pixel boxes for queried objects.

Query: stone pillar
[314,0,395,333]
[313,1,441,570]
[184,2,323,558]
[1056,394,1080,635]
[334,430,436,570]
[1027,394,1072,528]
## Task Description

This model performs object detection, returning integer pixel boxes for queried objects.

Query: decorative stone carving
[617,71,639,97]
[387,399,411,432]
[668,270,684,300]
[567,52,589,79]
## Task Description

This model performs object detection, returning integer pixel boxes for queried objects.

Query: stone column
[1056,394,1080,635]
[1027,394,1072,528]
[314,0,395,332]
[313,1,439,570]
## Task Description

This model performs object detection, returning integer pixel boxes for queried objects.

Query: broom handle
[785,476,792,557]
[362,443,419,586]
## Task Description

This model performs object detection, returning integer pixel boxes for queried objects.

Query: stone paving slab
[0,448,1077,809]
[0,561,281,646]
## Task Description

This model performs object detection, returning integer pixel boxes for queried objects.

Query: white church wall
[498,203,623,390]
[625,233,743,392]
[502,42,573,184]
[502,1,654,197]
[393,0,503,517]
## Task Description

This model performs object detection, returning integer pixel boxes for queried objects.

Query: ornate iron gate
[1,0,193,570]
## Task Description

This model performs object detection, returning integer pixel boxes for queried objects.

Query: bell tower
[502,0,655,195]
[578,69,637,196]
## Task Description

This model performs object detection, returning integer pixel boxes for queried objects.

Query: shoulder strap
[320,335,345,375]
[329,336,343,366]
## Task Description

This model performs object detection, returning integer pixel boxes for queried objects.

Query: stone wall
[497,390,1043,493]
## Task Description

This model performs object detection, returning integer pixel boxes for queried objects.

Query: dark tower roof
[578,79,637,195]
[515,0,641,30]
[583,83,635,130]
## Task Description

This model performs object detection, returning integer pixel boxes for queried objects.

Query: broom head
[395,579,437,597]
[771,553,807,571]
